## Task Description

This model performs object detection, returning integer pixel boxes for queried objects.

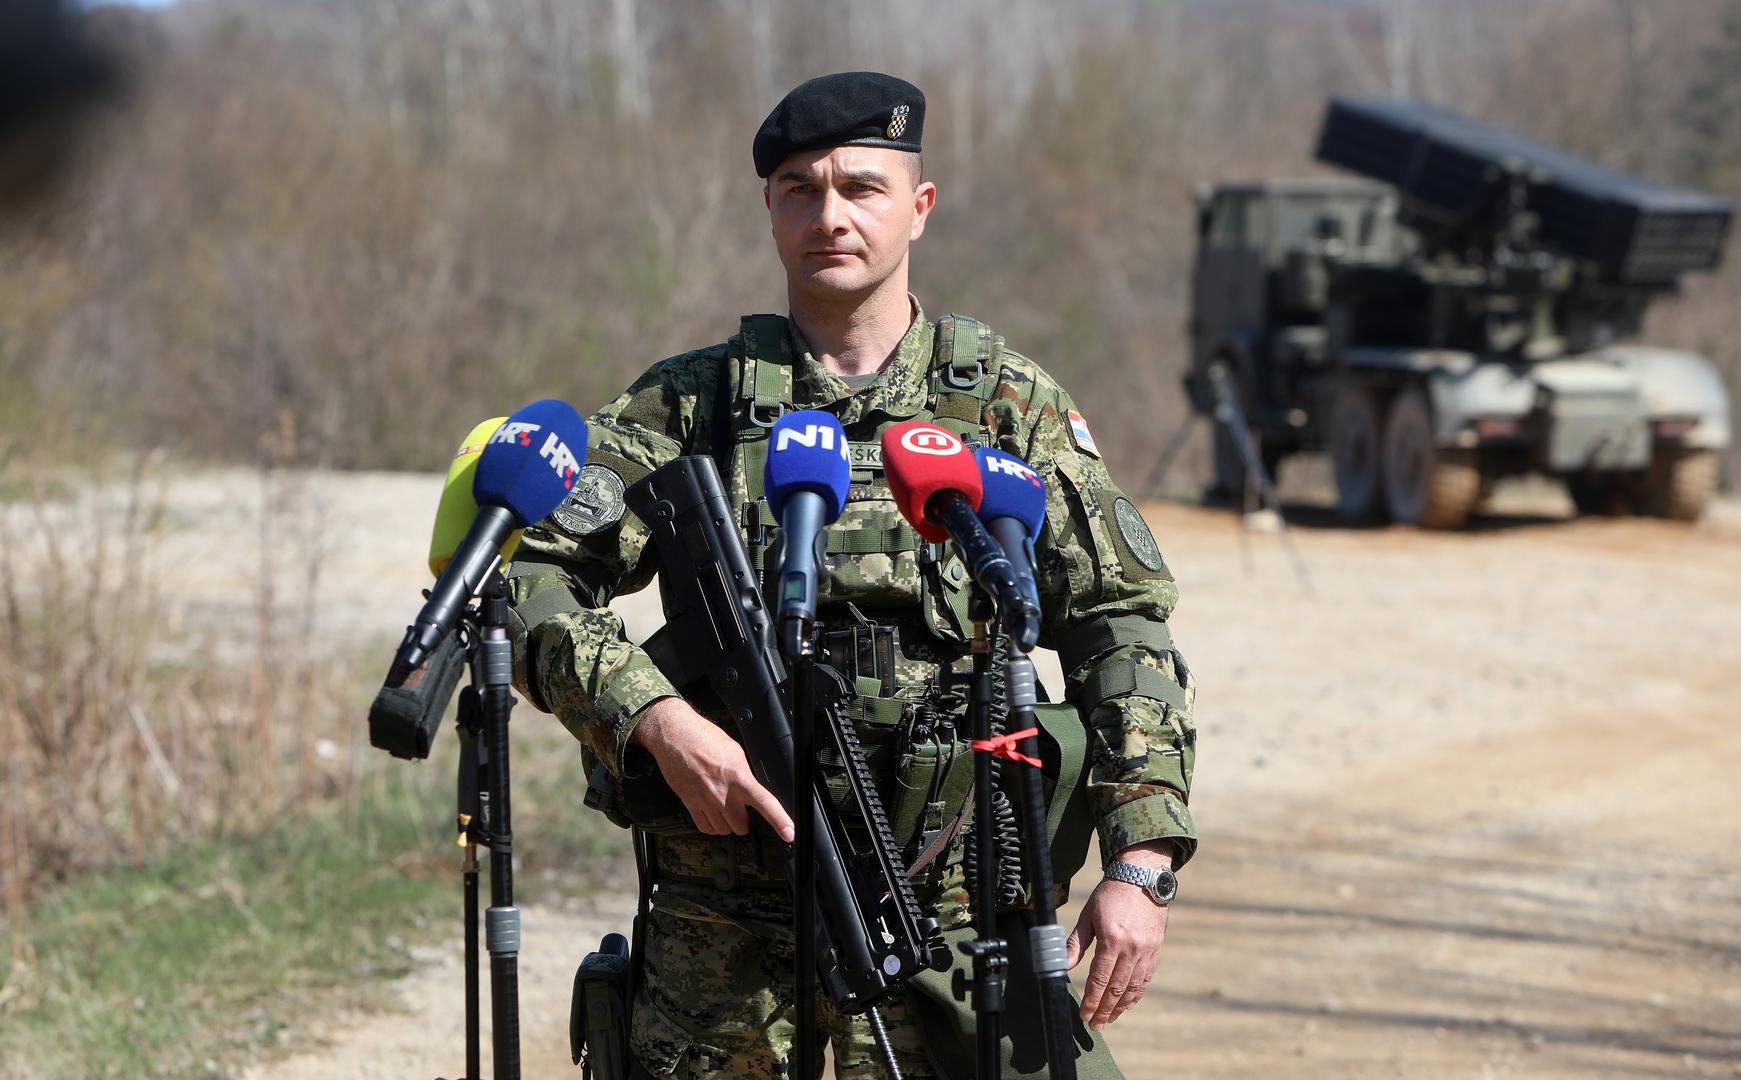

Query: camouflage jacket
[507,302,1197,870]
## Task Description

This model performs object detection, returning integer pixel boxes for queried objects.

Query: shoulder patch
[552,464,626,536]
[1067,409,1100,458]
[1113,497,1166,572]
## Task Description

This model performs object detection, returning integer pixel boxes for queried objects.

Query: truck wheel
[1382,386,1480,528]
[1566,472,1634,517]
[1637,448,1719,522]
[1330,384,1384,521]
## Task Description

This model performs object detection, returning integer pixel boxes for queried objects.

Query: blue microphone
[974,447,1047,638]
[764,410,850,657]
[389,399,589,684]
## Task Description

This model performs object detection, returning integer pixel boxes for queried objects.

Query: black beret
[753,71,924,178]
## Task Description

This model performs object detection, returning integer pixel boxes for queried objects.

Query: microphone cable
[962,628,1025,909]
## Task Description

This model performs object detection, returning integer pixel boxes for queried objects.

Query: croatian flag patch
[1067,409,1100,458]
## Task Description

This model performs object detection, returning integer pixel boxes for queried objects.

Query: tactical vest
[554,313,1093,902]
[710,312,1018,658]
[673,313,1090,884]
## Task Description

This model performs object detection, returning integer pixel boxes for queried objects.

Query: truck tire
[1637,448,1719,522]
[1382,385,1481,528]
[1329,384,1384,522]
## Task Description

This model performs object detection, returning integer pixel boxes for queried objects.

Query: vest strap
[738,314,792,428]
[1072,659,1188,714]
[1055,614,1175,676]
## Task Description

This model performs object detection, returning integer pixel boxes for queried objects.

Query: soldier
[508,72,1197,1079]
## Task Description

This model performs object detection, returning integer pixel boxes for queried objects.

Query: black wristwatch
[1104,859,1178,906]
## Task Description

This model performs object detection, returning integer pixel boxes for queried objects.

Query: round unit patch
[553,464,625,536]
[1113,497,1165,572]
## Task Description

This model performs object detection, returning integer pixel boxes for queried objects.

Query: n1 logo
[538,432,582,488]
[491,421,541,447]
[899,426,962,457]
[775,423,849,460]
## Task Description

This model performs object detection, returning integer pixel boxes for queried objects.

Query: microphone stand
[951,583,1080,1080]
[440,570,521,1080]
[781,616,820,1080]
[1000,646,1078,1080]
[951,584,1008,1080]
[455,683,485,1080]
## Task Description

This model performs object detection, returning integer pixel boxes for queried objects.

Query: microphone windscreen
[974,447,1047,537]
[765,410,850,522]
[474,399,590,526]
[880,421,981,543]
[429,417,521,578]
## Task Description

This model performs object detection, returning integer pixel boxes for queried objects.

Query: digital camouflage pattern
[630,882,1124,1079]
[507,302,1194,1077]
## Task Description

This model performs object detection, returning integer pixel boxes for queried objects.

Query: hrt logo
[899,426,962,457]
[491,421,541,448]
[775,423,849,460]
[985,454,1042,487]
[539,432,582,488]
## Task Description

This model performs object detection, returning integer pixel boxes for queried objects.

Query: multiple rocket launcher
[1315,97,1733,285]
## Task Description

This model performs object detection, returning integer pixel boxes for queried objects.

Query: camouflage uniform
[509,303,1197,1079]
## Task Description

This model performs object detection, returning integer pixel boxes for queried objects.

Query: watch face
[1145,867,1178,905]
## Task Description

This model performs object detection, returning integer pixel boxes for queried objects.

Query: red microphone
[882,421,983,541]
[880,422,1038,648]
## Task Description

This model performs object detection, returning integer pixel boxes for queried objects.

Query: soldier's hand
[631,696,796,842]
[1066,843,1173,1030]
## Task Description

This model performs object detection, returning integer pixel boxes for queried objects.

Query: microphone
[880,421,1040,649]
[429,416,521,578]
[369,417,530,759]
[973,447,1047,626]
[387,399,589,685]
[763,410,850,657]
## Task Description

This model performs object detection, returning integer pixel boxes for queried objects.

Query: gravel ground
[161,468,1741,1080]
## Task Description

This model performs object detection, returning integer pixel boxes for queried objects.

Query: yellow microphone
[428,417,523,578]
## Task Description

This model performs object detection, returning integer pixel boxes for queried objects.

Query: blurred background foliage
[2,0,1738,482]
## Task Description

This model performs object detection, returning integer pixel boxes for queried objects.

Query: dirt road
[240,476,1741,1079]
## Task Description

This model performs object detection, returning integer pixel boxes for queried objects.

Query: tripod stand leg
[463,849,481,1080]
[1141,414,1200,499]
[457,686,484,1080]
[1206,362,1314,595]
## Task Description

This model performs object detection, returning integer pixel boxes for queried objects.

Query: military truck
[1187,98,1733,526]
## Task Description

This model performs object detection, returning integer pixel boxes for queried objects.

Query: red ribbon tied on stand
[970,726,1043,768]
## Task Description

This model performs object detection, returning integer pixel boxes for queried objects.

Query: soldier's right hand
[630,696,797,842]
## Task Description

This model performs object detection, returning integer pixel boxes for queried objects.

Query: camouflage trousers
[629,885,1125,1080]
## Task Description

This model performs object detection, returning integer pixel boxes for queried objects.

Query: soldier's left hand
[1066,844,1173,1030]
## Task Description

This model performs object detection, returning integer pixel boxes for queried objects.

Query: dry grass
[0,447,367,938]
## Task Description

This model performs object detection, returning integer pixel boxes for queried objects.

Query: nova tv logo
[899,426,961,456]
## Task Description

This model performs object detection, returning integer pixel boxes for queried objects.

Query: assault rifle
[624,456,946,1012]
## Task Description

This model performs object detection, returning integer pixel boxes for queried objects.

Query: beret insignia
[887,104,911,140]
